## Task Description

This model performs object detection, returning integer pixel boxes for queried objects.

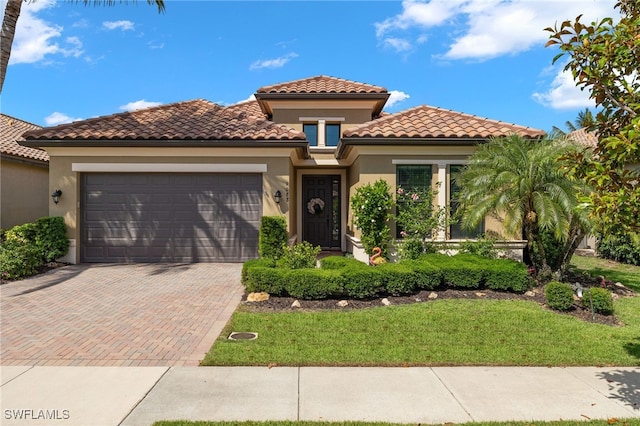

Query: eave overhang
[22,139,311,159]
[335,137,486,159]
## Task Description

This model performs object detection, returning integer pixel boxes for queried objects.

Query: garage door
[81,173,262,262]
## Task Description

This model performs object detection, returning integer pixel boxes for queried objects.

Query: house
[1,114,48,229]
[22,75,544,264]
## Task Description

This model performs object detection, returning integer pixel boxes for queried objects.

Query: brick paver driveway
[0,263,243,367]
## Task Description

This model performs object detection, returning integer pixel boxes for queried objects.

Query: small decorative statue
[369,247,387,266]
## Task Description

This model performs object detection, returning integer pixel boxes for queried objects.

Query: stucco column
[437,162,447,240]
[317,119,326,147]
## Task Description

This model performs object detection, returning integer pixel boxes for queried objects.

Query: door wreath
[307,198,325,214]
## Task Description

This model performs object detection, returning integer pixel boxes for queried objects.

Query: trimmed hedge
[259,216,288,260]
[242,253,532,300]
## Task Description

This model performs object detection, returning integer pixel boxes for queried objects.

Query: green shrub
[484,259,532,293]
[350,179,394,257]
[427,253,484,289]
[458,237,498,259]
[4,222,37,244]
[35,216,69,262]
[408,259,442,290]
[259,216,288,260]
[397,237,425,261]
[277,242,321,269]
[378,263,418,296]
[582,287,614,315]
[342,268,385,299]
[242,258,275,283]
[286,269,344,300]
[243,265,287,295]
[545,281,575,311]
[0,241,41,280]
[597,232,640,266]
[320,256,366,270]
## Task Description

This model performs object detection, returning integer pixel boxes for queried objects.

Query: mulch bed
[241,277,637,326]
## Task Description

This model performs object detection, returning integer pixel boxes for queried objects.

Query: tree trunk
[0,0,22,93]
[557,223,587,280]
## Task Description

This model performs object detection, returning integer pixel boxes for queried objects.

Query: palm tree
[0,0,165,93]
[457,134,592,277]
[549,108,596,138]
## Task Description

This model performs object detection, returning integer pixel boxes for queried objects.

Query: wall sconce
[274,190,282,204]
[51,189,62,204]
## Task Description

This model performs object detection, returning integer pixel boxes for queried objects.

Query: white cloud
[147,41,164,49]
[249,53,298,70]
[532,68,594,110]
[103,20,135,31]
[119,100,163,112]
[381,37,413,53]
[45,112,83,126]
[8,0,84,65]
[375,0,616,61]
[386,90,411,108]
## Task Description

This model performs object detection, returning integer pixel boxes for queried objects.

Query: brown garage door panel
[81,173,262,263]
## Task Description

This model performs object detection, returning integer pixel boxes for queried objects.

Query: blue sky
[1,0,617,133]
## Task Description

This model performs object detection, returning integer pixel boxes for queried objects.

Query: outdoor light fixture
[274,190,282,204]
[51,189,62,204]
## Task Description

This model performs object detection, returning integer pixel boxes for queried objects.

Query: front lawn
[203,296,640,367]
[571,255,640,292]
[203,254,640,367]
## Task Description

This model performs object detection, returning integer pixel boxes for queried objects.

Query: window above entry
[300,117,344,148]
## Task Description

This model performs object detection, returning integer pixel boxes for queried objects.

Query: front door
[302,175,340,249]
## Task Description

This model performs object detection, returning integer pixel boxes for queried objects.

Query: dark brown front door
[302,175,340,249]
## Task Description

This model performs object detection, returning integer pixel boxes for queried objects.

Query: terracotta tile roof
[24,99,306,141]
[257,75,387,94]
[0,114,48,162]
[567,128,598,148]
[343,105,545,139]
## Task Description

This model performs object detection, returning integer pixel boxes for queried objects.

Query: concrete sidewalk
[1,366,639,426]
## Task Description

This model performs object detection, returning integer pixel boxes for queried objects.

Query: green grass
[203,296,640,367]
[571,255,640,292]
[203,255,640,367]
[152,420,640,426]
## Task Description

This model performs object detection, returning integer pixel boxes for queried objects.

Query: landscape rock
[291,300,301,308]
[428,292,438,299]
[525,291,536,297]
[247,292,270,302]
[475,292,486,297]
[381,298,391,306]
[337,300,349,307]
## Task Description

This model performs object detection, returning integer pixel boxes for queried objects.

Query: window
[450,164,484,239]
[326,123,341,147]
[303,123,318,146]
[396,165,432,238]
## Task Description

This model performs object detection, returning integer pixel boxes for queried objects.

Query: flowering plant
[395,185,448,255]
[350,179,393,257]
[307,198,325,215]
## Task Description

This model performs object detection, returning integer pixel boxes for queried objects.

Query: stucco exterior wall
[46,149,293,263]
[1,158,49,229]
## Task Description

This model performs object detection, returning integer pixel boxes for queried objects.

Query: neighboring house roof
[256,75,387,94]
[0,114,48,162]
[23,99,306,143]
[567,128,598,148]
[343,105,546,139]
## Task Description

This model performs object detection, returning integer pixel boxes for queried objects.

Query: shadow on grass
[578,265,640,293]
[597,368,640,412]
[623,337,640,360]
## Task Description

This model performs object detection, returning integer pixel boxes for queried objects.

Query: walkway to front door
[302,175,341,250]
